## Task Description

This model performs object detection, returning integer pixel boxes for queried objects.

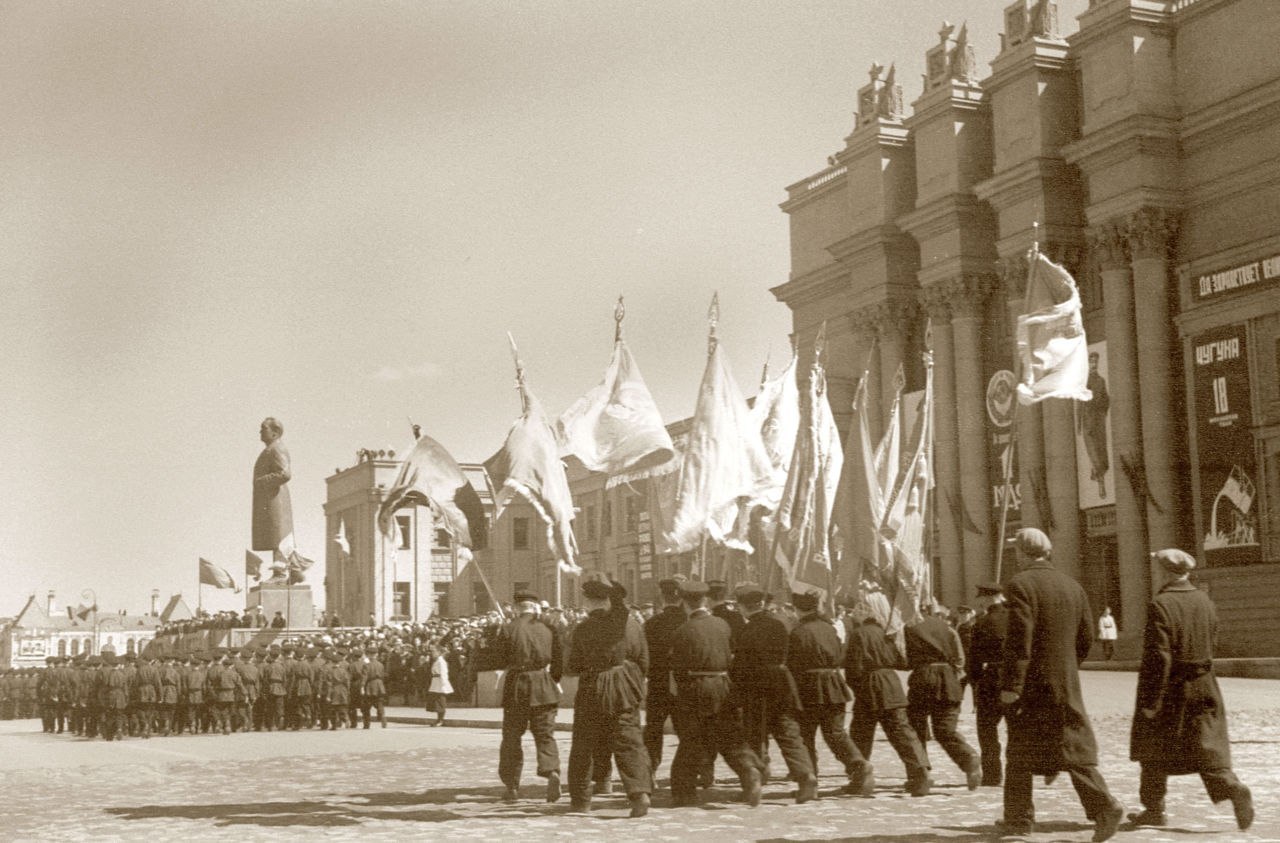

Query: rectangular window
[435,528,450,549]
[392,581,411,619]
[395,514,413,550]
[584,504,597,541]
[513,517,530,550]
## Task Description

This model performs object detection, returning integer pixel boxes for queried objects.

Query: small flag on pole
[199,558,240,592]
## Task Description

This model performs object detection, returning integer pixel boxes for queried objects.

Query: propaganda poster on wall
[1193,324,1261,566]
[1074,341,1116,510]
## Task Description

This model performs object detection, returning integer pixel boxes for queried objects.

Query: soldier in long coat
[904,608,981,790]
[845,592,930,796]
[966,583,1009,786]
[1127,548,1253,831]
[667,580,764,808]
[731,583,816,803]
[565,573,651,817]
[263,650,288,731]
[158,656,182,735]
[324,651,351,729]
[133,655,162,738]
[787,590,875,796]
[361,647,388,728]
[643,576,688,774]
[101,656,130,741]
[288,647,316,729]
[998,528,1124,841]
[497,591,564,803]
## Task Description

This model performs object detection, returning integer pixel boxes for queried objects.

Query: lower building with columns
[773,0,1280,656]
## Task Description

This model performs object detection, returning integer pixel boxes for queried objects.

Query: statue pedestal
[246,583,314,629]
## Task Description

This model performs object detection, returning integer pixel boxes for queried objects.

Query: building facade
[1,595,160,669]
[773,0,1280,656]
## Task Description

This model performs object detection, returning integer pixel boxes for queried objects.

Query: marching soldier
[642,575,687,774]
[158,656,182,735]
[54,656,76,734]
[497,590,563,803]
[668,580,763,808]
[38,657,59,733]
[731,582,816,803]
[347,650,366,729]
[232,648,260,732]
[324,650,351,730]
[208,650,243,735]
[707,579,745,645]
[788,590,874,797]
[997,527,1124,841]
[904,607,981,790]
[289,647,316,730]
[134,654,162,738]
[1127,548,1253,832]
[565,572,652,817]
[845,591,931,796]
[263,649,288,731]
[361,646,388,728]
[101,654,129,741]
[967,582,1009,787]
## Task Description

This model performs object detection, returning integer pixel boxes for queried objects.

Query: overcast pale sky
[1,0,1089,617]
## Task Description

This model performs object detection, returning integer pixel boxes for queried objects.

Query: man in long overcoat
[497,591,564,803]
[998,527,1124,842]
[643,576,688,773]
[967,582,1009,786]
[1127,548,1253,831]
[252,417,293,553]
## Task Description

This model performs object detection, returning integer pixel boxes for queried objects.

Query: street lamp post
[150,589,160,617]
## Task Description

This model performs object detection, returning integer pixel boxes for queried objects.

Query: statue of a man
[252,417,294,555]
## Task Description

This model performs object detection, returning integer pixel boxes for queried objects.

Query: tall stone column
[922,286,964,606]
[1128,208,1184,558]
[1090,222,1149,636]
[948,275,995,594]
[852,305,884,443]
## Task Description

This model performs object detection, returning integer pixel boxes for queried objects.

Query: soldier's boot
[1231,785,1254,831]
[796,774,818,804]
[545,771,561,803]
[502,785,520,803]
[592,779,612,795]
[1127,808,1166,827]
[628,793,650,818]
[965,757,982,791]
[1092,801,1125,843]
[741,767,762,808]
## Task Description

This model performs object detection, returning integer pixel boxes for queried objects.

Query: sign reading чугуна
[1193,252,1280,301]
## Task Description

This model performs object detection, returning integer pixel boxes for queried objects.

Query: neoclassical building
[773,0,1280,656]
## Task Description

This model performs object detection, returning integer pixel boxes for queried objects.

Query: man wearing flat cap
[667,579,764,808]
[643,575,687,774]
[731,582,817,803]
[788,589,876,797]
[997,527,1124,841]
[967,582,1009,787]
[1127,549,1253,831]
[707,579,745,645]
[496,589,564,803]
[565,572,652,817]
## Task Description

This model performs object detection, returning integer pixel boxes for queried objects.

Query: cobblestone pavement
[0,676,1276,842]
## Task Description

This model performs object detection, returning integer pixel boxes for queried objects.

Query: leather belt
[684,671,728,677]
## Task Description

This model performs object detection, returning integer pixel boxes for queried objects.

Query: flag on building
[245,549,265,582]
[486,340,581,574]
[335,518,350,556]
[662,324,777,555]
[557,337,674,486]
[1016,248,1092,404]
[199,558,239,592]
[70,603,95,621]
[378,431,489,561]
[771,344,844,592]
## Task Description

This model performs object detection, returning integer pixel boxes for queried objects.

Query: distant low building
[1,595,159,668]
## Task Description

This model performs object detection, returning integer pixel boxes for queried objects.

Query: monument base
[246,583,314,629]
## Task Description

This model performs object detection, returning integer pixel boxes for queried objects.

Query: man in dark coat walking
[998,527,1124,841]
[643,576,687,773]
[904,607,981,790]
[498,591,564,803]
[667,580,763,808]
[565,573,652,817]
[788,590,875,796]
[1127,548,1253,831]
[967,582,1009,786]
[731,582,816,803]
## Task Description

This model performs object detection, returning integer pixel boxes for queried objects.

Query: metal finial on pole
[707,292,720,355]
[614,295,626,342]
[507,332,529,413]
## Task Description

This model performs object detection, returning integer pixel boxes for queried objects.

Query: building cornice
[837,121,911,157]
[1061,113,1179,174]
[906,80,986,127]
[986,37,1072,93]
[973,156,1078,211]
[1070,0,1174,53]
[1183,154,1280,211]
[770,261,848,308]
[1179,76,1280,155]
[897,192,992,243]
[781,164,849,213]
[826,224,912,265]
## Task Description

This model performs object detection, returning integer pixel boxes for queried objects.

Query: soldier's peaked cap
[734,582,765,604]
[679,580,709,597]
[580,571,616,599]
[513,589,540,604]
[792,590,820,611]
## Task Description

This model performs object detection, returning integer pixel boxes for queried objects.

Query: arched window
[70,639,79,657]
[126,638,136,654]
[58,639,67,657]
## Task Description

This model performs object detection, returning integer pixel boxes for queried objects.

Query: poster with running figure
[1074,341,1116,510]
[1193,324,1261,567]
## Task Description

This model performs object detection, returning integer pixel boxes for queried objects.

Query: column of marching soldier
[494,528,1255,841]
[10,527,1257,840]
[5,643,391,739]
